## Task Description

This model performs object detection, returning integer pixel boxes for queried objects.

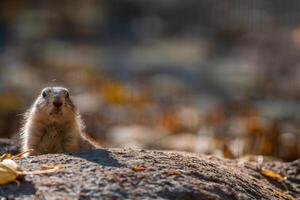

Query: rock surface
[0,146,299,199]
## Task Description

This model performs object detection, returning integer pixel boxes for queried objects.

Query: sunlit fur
[20,87,98,156]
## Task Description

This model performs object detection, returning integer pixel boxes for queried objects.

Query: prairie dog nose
[53,100,63,108]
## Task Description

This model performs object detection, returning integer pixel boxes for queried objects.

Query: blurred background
[0,0,299,161]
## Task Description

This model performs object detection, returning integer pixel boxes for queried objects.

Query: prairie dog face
[34,87,75,122]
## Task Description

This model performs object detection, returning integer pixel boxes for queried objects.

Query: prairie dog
[20,87,99,156]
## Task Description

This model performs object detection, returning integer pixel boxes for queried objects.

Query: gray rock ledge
[0,148,299,200]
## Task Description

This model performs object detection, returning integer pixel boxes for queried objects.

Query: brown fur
[20,87,99,156]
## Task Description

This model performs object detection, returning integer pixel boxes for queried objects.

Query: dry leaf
[39,164,57,169]
[0,153,11,162]
[0,151,64,185]
[131,165,145,171]
[21,165,64,175]
[11,149,33,159]
[272,189,294,200]
[260,168,286,182]
[166,169,182,176]
[0,159,21,184]
[100,81,149,106]
[223,144,235,159]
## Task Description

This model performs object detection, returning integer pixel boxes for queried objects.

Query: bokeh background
[0,0,299,161]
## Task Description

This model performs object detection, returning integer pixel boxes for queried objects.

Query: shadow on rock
[69,149,124,167]
[0,180,36,198]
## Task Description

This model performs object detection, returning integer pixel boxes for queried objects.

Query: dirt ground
[0,140,299,200]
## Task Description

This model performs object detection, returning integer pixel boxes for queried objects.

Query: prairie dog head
[33,87,76,123]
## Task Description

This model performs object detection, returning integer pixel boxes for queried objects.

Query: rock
[0,145,299,200]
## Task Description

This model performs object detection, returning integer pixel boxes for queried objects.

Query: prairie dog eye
[66,91,69,98]
[42,91,47,98]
